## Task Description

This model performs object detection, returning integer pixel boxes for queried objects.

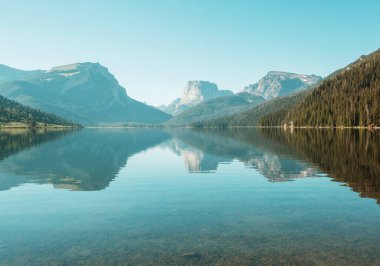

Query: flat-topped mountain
[180,80,233,105]
[243,71,322,100]
[0,63,171,125]
[159,80,233,115]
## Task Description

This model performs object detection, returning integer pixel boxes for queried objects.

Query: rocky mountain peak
[243,71,322,100]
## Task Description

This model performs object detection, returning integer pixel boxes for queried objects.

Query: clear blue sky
[0,0,379,105]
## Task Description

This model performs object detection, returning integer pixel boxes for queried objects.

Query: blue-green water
[0,128,379,265]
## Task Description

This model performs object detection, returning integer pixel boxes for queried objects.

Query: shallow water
[0,128,379,265]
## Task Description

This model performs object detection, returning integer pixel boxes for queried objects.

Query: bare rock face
[180,81,232,105]
[159,80,233,115]
[243,71,322,100]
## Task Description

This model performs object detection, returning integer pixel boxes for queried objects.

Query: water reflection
[0,128,75,191]
[166,128,380,203]
[260,128,380,204]
[166,128,318,181]
[0,128,73,161]
[0,127,379,203]
[0,128,170,191]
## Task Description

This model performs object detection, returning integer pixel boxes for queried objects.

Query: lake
[0,128,379,265]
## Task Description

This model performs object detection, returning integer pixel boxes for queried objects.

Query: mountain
[194,49,380,128]
[263,49,380,127]
[0,63,171,125]
[167,92,265,125]
[165,71,321,126]
[0,94,77,127]
[157,98,187,115]
[191,90,307,128]
[158,80,233,115]
[243,71,322,100]
[0,64,44,84]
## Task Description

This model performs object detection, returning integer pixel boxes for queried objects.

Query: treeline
[264,49,380,127]
[0,95,79,127]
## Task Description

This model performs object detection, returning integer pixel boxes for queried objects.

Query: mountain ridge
[166,92,265,125]
[0,62,171,125]
[243,71,322,100]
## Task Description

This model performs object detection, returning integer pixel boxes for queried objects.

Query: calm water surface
[0,128,379,265]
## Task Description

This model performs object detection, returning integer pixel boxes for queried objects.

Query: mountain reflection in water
[0,128,170,191]
[0,127,379,203]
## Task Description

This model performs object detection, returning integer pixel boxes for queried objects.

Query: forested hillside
[193,49,380,128]
[279,49,380,127]
[0,95,77,127]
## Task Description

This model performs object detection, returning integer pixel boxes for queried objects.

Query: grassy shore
[0,122,81,129]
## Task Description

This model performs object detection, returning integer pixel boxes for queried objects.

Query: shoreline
[166,125,380,130]
[0,123,81,129]
[1,123,379,130]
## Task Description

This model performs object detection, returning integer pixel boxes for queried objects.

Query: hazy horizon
[1,0,379,105]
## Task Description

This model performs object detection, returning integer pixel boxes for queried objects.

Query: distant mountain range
[2,48,377,129]
[192,49,380,128]
[0,63,171,125]
[164,71,321,125]
[0,62,323,127]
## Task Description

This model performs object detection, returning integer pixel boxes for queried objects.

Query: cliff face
[180,81,233,105]
[158,80,233,115]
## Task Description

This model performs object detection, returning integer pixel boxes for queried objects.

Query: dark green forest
[0,95,78,127]
[267,49,380,127]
